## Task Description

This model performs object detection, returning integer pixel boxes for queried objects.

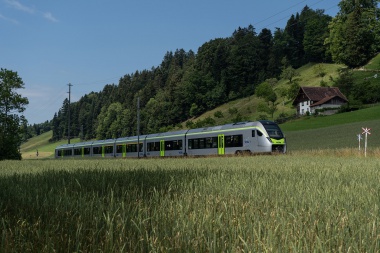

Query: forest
[26,2,380,142]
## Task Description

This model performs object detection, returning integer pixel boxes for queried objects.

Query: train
[55,120,286,158]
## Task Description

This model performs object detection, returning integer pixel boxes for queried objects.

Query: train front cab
[259,120,286,153]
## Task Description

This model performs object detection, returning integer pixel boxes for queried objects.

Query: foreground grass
[1,154,380,252]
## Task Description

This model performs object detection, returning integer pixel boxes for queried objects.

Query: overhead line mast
[68,83,73,144]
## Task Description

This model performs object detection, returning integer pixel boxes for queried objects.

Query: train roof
[73,141,94,147]
[55,143,75,149]
[91,139,115,145]
[145,129,188,140]
[187,121,262,134]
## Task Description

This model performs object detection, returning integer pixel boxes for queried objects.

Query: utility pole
[137,97,140,158]
[68,83,73,144]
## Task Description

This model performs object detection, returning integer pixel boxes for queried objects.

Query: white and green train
[55,120,286,158]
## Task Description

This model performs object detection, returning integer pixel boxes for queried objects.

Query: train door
[218,134,225,155]
[122,144,126,158]
[160,140,165,157]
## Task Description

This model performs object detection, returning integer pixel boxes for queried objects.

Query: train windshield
[262,123,284,139]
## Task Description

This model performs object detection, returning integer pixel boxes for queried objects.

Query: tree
[255,81,278,119]
[95,102,126,139]
[0,68,29,160]
[281,65,300,83]
[326,0,380,67]
[302,9,332,62]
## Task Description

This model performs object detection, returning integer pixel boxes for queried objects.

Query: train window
[193,139,199,149]
[84,147,90,155]
[188,137,217,149]
[126,144,137,152]
[93,146,102,154]
[74,148,81,156]
[173,140,183,150]
[205,137,213,148]
[188,139,193,149]
[263,124,284,138]
[257,131,263,137]
[147,142,160,151]
[165,141,172,150]
[104,146,113,154]
[199,138,205,149]
[164,140,182,150]
[252,130,255,137]
[63,149,72,156]
[225,135,243,148]
[116,145,123,153]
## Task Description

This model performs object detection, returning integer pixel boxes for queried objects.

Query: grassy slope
[20,131,80,159]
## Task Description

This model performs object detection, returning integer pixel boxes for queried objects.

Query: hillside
[189,54,380,126]
[21,55,380,159]
[185,62,344,126]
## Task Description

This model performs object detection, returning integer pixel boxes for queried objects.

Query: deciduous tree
[0,68,29,160]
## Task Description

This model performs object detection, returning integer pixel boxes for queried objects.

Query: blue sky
[1,0,341,124]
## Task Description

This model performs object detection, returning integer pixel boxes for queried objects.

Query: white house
[292,87,348,116]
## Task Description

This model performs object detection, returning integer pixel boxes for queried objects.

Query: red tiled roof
[302,86,348,101]
[292,86,348,105]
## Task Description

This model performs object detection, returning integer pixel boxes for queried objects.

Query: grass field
[1,155,380,252]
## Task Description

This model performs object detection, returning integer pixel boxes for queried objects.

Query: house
[292,86,348,116]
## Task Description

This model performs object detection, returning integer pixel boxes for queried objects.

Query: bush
[214,111,224,118]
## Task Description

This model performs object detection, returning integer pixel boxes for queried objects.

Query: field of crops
[1,153,380,252]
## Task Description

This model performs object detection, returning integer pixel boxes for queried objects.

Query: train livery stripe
[186,126,268,137]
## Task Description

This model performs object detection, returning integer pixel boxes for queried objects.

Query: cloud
[0,13,18,24]
[43,12,58,22]
[4,0,34,14]
[4,0,58,23]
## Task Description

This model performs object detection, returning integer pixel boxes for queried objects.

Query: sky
[1,0,341,125]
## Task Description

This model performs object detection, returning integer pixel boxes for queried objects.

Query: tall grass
[1,155,380,252]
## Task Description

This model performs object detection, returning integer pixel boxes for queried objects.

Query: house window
[302,109,304,114]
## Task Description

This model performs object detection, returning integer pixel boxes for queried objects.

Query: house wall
[297,100,311,115]
[310,99,347,115]
[310,104,342,115]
